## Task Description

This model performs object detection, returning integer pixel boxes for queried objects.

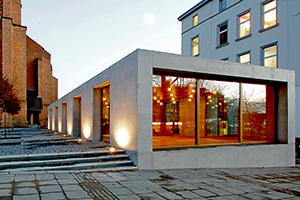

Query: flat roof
[178,0,211,21]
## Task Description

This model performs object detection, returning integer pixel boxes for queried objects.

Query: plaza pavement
[0,128,300,200]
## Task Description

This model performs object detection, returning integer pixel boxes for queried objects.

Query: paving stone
[40,192,66,200]
[101,181,123,189]
[139,192,166,200]
[13,194,39,200]
[0,189,11,195]
[206,187,234,196]
[14,187,38,195]
[176,191,202,199]
[14,174,35,182]
[64,190,90,199]
[158,191,183,199]
[109,187,134,196]
[15,181,36,188]
[57,178,78,185]
[117,194,141,200]
[60,184,82,191]
[37,180,58,186]
[0,177,14,185]
[39,185,62,193]
[225,195,249,200]
[193,189,218,197]
[35,174,55,181]
[125,185,152,194]
[0,184,12,189]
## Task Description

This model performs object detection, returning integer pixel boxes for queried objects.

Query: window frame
[191,35,200,57]
[237,51,251,64]
[237,10,251,39]
[261,42,278,68]
[217,20,229,47]
[261,0,277,30]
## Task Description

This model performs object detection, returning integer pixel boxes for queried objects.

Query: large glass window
[101,86,110,142]
[238,12,251,38]
[193,14,198,26]
[242,84,275,143]
[152,73,276,149]
[218,22,228,46]
[153,75,196,148]
[192,37,199,56]
[263,0,277,29]
[263,44,277,68]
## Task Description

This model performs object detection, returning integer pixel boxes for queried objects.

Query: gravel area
[0,128,109,156]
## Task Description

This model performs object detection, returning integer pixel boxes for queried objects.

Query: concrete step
[0,149,125,162]
[2,160,136,172]
[0,149,136,172]
[0,154,130,170]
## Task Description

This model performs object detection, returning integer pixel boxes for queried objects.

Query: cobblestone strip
[72,172,119,200]
[216,170,300,197]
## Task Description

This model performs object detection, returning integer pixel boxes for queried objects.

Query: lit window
[192,37,199,56]
[263,0,277,29]
[238,12,251,38]
[218,22,228,46]
[219,0,227,12]
[239,52,250,64]
[193,14,198,26]
[263,44,277,68]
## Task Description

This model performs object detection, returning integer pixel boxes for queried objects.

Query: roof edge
[178,0,212,21]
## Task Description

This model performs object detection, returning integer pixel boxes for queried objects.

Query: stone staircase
[0,149,137,173]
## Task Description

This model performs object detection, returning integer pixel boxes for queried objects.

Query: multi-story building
[178,0,300,137]
[0,0,58,127]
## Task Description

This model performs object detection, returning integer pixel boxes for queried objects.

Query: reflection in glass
[264,45,277,68]
[153,75,196,148]
[263,0,277,29]
[239,12,251,38]
[242,84,275,143]
[198,80,239,145]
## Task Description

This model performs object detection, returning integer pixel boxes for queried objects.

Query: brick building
[0,0,58,127]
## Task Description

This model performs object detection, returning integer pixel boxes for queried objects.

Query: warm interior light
[189,95,193,98]
[173,101,176,104]
[188,99,192,102]
[192,90,195,93]
[168,88,171,91]
[157,100,160,103]
[160,102,163,106]
[68,125,72,135]
[153,96,157,100]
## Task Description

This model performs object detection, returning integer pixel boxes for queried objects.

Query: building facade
[48,49,295,169]
[178,0,300,137]
[0,0,58,127]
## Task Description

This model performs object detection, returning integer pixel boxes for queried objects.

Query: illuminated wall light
[58,123,62,132]
[153,96,157,100]
[116,127,130,148]
[68,125,72,135]
[83,126,91,138]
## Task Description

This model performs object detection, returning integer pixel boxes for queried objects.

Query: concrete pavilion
[48,49,295,170]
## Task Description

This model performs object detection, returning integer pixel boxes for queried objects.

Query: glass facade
[153,73,275,149]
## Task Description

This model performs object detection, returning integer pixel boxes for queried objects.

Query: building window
[238,11,251,38]
[219,0,227,12]
[263,44,277,68]
[152,73,275,149]
[193,14,198,26]
[218,22,228,46]
[238,52,250,64]
[262,0,277,29]
[192,36,199,56]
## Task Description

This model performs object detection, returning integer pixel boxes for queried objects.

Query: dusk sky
[21,0,200,98]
